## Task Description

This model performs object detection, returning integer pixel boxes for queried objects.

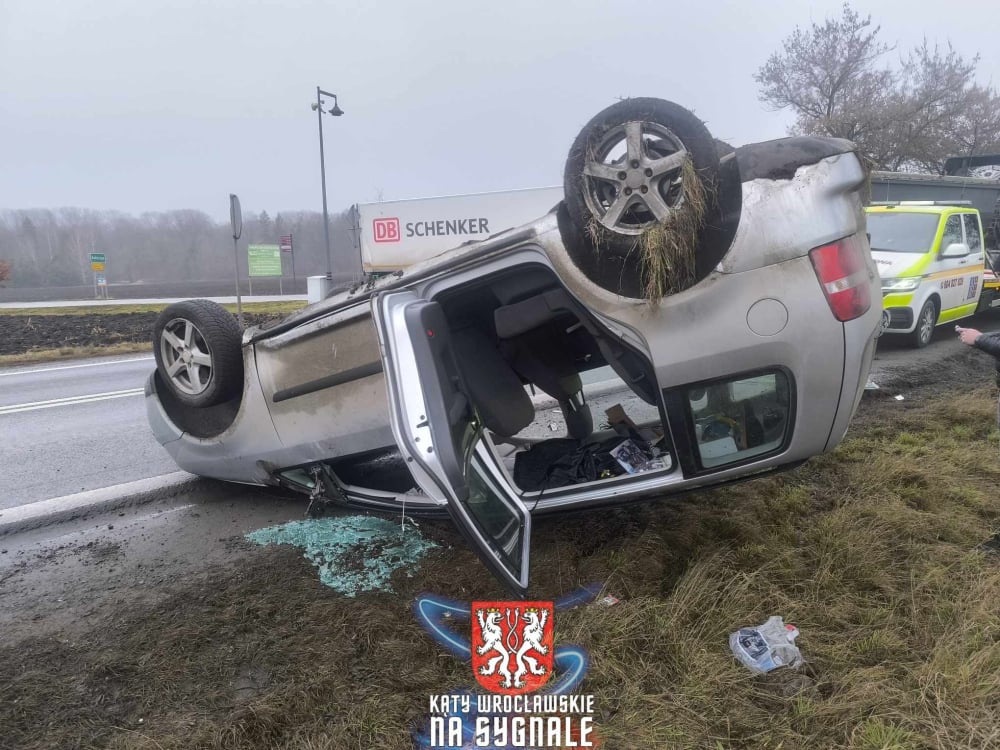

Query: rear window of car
[686,370,791,470]
[866,212,941,253]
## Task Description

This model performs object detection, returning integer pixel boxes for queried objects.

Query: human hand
[956,326,982,345]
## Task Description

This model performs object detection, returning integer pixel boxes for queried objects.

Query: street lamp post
[312,87,344,281]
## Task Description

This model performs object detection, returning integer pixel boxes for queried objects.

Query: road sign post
[279,233,294,293]
[90,253,106,299]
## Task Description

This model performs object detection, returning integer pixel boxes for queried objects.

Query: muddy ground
[0,312,282,356]
[2,349,999,749]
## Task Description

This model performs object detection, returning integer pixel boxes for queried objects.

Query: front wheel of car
[153,299,244,407]
[908,300,937,349]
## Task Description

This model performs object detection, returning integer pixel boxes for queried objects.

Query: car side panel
[254,303,395,463]
[644,256,848,464]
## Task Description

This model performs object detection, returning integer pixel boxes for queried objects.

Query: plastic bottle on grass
[729,616,803,674]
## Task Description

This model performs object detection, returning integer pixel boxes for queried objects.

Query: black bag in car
[514,436,634,492]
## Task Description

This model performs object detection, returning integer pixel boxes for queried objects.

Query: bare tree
[0,260,10,285]
[755,3,1000,172]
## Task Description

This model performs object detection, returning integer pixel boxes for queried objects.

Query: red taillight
[809,235,872,322]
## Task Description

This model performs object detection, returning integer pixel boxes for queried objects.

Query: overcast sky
[1,0,997,220]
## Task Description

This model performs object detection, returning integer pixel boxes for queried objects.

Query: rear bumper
[826,312,880,451]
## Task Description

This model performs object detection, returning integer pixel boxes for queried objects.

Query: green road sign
[248,244,282,277]
[90,252,106,271]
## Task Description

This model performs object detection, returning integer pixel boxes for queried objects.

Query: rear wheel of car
[909,299,937,349]
[153,299,244,407]
[562,97,721,299]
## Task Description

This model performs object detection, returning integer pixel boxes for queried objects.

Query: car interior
[434,265,675,495]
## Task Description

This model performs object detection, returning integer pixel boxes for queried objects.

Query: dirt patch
[0,312,283,357]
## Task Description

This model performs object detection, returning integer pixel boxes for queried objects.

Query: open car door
[372,290,532,596]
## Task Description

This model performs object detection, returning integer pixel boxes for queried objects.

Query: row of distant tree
[0,207,358,288]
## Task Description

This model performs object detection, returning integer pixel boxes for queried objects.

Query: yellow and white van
[867,202,987,347]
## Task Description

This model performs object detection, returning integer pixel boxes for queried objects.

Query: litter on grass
[729,616,803,674]
[246,515,438,597]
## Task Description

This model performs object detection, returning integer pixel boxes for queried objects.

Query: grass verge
[0,342,152,366]
[2,387,1000,748]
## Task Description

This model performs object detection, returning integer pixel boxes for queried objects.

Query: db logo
[373,217,400,243]
[472,601,554,695]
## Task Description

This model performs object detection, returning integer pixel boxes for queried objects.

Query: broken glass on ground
[246,515,438,597]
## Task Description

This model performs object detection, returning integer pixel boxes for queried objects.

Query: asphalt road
[0,353,176,510]
[870,309,1000,381]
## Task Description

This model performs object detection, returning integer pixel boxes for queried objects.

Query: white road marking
[0,356,153,378]
[0,387,144,415]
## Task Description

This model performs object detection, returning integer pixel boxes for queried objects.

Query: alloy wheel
[582,120,689,235]
[159,317,214,396]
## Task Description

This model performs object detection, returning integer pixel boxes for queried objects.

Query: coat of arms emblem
[471,601,555,695]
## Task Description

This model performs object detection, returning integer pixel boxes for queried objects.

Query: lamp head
[328,101,344,117]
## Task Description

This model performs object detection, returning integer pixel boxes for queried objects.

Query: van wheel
[909,300,937,348]
[153,299,244,406]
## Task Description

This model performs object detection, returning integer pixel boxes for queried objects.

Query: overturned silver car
[146,98,880,594]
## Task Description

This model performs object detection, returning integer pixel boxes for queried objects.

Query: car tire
[562,97,721,298]
[908,299,937,349]
[153,299,244,407]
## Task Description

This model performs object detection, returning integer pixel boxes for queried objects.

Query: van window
[963,214,982,252]
[866,212,940,253]
[941,215,963,251]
